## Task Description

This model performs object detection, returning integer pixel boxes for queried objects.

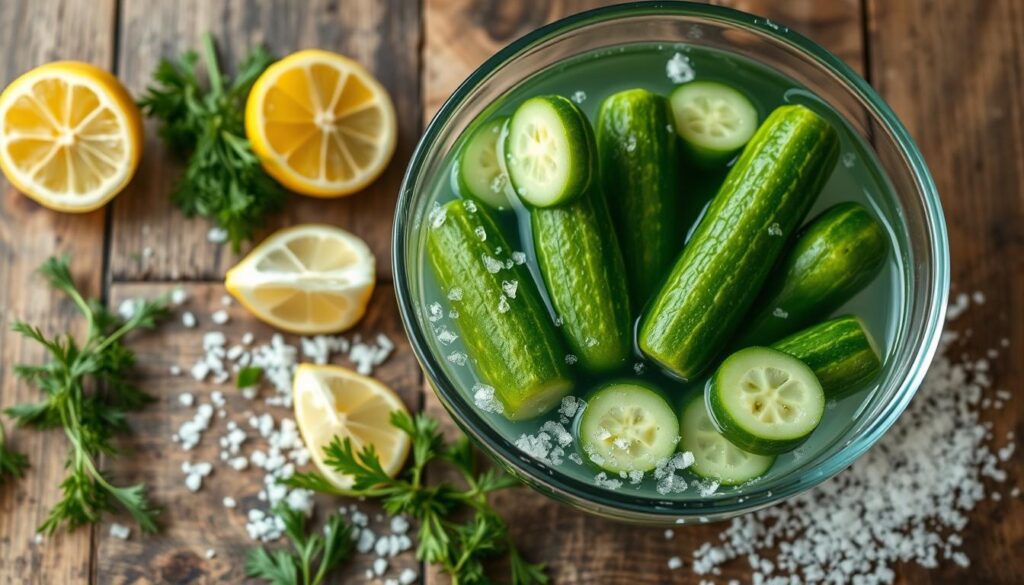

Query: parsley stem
[201,33,224,96]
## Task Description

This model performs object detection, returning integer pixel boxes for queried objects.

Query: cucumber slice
[670,81,758,166]
[679,396,775,486]
[455,116,511,209]
[504,95,594,207]
[579,381,680,474]
[773,315,882,400]
[708,346,825,455]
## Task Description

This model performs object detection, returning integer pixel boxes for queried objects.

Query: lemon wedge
[294,364,410,489]
[225,224,375,334]
[245,49,397,197]
[0,61,142,212]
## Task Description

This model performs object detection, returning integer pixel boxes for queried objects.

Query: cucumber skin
[596,89,682,310]
[427,200,572,420]
[638,105,840,381]
[735,202,889,347]
[532,185,632,372]
[773,315,882,400]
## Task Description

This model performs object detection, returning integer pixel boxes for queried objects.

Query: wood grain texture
[0,1,116,583]
[867,0,1024,583]
[421,1,866,584]
[96,283,422,584]
[110,0,421,282]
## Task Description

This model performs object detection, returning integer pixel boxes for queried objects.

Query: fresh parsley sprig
[246,504,354,585]
[0,421,28,484]
[5,257,169,534]
[139,33,283,251]
[286,411,547,585]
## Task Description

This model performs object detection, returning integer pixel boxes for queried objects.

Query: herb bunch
[287,411,547,585]
[6,257,169,533]
[139,33,282,251]
[0,421,28,484]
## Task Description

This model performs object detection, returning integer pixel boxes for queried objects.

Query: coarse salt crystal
[666,52,695,83]
[109,523,131,540]
[207,227,228,244]
[170,288,189,305]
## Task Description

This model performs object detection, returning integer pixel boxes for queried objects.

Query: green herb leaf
[0,422,28,484]
[246,505,353,585]
[290,411,545,583]
[138,33,283,251]
[237,366,264,389]
[9,256,168,533]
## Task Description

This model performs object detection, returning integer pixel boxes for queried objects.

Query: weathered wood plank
[0,1,117,583]
[421,1,866,583]
[110,0,421,282]
[96,283,421,584]
[867,0,1024,583]
[422,0,864,124]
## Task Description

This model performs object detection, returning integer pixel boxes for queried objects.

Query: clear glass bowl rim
[393,0,949,521]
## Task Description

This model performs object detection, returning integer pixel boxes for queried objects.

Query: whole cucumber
[426,199,572,420]
[532,184,632,372]
[596,88,682,309]
[638,105,839,380]
[735,202,888,347]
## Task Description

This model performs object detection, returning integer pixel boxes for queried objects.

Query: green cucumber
[735,202,889,347]
[578,381,680,474]
[670,81,759,166]
[679,396,775,486]
[504,95,595,207]
[532,185,632,371]
[708,346,825,455]
[596,88,683,309]
[773,315,883,399]
[638,105,840,380]
[455,115,511,209]
[426,199,572,420]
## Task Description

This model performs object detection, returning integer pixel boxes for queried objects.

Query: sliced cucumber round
[670,81,758,165]
[455,115,511,209]
[504,95,594,207]
[708,346,825,455]
[578,381,679,474]
[679,396,775,486]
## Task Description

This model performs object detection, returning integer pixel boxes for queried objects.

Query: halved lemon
[225,224,375,334]
[0,61,142,212]
[245,49,397,197]
[294,364,410,489]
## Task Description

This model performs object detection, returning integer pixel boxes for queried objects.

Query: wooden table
[0,1,1020,583]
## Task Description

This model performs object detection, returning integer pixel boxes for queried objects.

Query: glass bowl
[393,1,948,524]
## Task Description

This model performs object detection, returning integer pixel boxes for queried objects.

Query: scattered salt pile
[691,298,1016,582]
[162,300,420,582]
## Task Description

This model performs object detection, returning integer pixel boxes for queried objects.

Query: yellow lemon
[293,364,410,489]
[0,61,142,212]
[225,224,376,335]
[245,50,397,197]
